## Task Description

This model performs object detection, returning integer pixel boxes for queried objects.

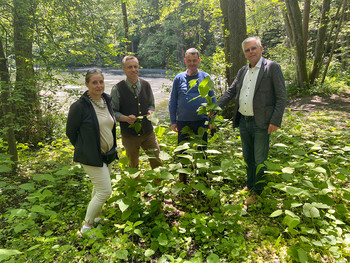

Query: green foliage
[1,103,349,262]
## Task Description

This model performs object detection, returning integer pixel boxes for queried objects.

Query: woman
[66,69,118,237]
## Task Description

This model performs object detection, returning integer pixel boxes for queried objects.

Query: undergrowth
[0,108,349,262]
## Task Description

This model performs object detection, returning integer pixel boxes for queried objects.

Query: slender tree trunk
[0,38,18,174]
[322,0,346,84]
[13,0,38,143]
[309,0,331,84]
[341,1,349,71]
[121,0,131,53]
[219,0,230,85]
[302,0,311,55]
[284,0,308,90]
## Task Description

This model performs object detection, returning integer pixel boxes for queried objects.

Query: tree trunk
[341,1,349,71]
[0,37,18,174]
[309,0,331,84]
[302,0,311,55]
[342,33,349,71]
[322,0,346,84]
[219,0,246,85]
[121,0,131,53]
[219,0,246,119]
[13,0,38,143]
[284,0,308,90]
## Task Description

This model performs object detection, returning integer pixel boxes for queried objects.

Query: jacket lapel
[254,57,266,94]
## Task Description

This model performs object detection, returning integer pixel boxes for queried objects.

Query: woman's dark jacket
[66,91,117,167]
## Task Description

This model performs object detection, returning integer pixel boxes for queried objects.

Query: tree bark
[121,0,131,53]
[0,37,18,174]
[219,0,246,119]
[302,0,311,55]
[284,0,308,90]
[13,0,38,143]
[322,0,346,83]
[309,0,331,84]
[219,0,246,85]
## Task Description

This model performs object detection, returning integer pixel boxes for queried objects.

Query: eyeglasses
[244,46,258,53]
[87,69,102,74]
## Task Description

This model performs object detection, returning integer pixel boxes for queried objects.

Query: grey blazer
[217,57,287,129]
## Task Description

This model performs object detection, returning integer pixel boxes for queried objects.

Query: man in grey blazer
[217,36,286,206]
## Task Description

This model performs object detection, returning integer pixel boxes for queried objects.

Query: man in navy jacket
[217,36,286,206]
[169,48,216,183]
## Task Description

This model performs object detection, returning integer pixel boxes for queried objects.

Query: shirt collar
[125,78,140,88]
[249,56,263,69]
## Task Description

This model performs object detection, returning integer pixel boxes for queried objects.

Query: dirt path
[286,90,350,117]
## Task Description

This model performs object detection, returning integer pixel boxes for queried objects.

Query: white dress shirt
[238,57,263,116]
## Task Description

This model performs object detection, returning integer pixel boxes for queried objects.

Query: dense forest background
[1,0,349,148]
[0,0,350,262]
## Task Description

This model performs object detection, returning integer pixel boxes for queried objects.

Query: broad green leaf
[145,183,156,194]
[297,248,308,263]
[285,186,305,195]
[134,229,143,237]
[158,233,168,246]
[205,149,221,154]
[145,249,155,257]
[301,180,316,189]
[207,253,220,263]
[0,165,11,173]
[311,202,330,209]
[303,203,320,218]
[283,215,300,229]
[171,183,184,194]
[282,167,294,174]
[59,245,71,251]
[273,143,288,148]
[19,183,35,191]
[10,208,27,217]
[159,151,171,161]
[134,221,144,227]
[121,209,132,220]
[160,170,174,179]
[14,224,28,233]
[33,174,55,182]
[285,210,299,218]
[30,205,46,213]
[155,126,166,137]
[117,198,130,212]
[312,167,326,174]
[269,210,283,217]
[0,249,22,261]
[310,145,322,151]
[290,202,303,208]
[177,168,191,174]
[221,159,233,170]
[207,189,217,197]
[188,79,198,89]
[192,182,208,192]
[115,249,128,259]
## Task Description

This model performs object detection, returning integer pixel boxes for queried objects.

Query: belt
[242,115,254,121]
